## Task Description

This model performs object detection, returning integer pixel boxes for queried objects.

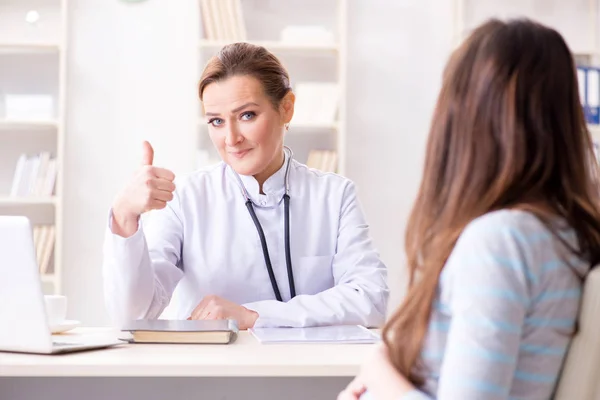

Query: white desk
[0,328,374,400]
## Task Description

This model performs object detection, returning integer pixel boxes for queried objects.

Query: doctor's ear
[280,91,295,125]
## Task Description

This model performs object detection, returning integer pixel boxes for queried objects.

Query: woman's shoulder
[447,209,571,275]
[447,209,584,282]
[439,210,568,298]
[460,209,561,244]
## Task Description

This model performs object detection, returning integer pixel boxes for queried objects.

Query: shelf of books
[0,0,67,294]
[196,0,347,175]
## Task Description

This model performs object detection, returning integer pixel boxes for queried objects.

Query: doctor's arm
[102,142,184,325]
[103,202,184,325]
[244,182,389,328]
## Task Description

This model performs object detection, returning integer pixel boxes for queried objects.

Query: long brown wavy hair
[383,18,600,384]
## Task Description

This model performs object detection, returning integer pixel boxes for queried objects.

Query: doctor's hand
[111,141,176,237]
[188,295,259,329]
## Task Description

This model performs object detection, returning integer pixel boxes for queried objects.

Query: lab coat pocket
[296,255,335,295]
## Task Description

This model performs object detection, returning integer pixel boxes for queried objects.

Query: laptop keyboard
[53,341,78,347]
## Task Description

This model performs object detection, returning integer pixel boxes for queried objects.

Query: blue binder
[583,66,600,125]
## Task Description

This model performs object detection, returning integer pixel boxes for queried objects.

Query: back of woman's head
[384,18,600,384]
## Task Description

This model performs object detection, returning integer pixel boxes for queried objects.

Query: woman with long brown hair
[340,18,600,400]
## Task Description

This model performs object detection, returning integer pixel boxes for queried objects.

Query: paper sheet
[249,325,381,344]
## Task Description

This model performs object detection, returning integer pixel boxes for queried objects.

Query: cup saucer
[50,319,81,334]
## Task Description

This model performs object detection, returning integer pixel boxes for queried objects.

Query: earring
[285,123,290,131]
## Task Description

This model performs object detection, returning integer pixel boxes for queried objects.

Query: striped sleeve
[400,390,433,400]
[417,222,530,399]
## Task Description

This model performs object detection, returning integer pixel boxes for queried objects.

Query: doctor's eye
[208,118,224,127]
[240,111,256,121]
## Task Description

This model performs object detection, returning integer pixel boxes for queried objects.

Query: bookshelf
[196,0,348,175]
[0,0,68,295]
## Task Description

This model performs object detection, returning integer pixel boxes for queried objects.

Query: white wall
[64,0,199,324]
[345,0,454,310]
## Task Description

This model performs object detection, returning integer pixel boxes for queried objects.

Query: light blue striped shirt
[401,210,588,399]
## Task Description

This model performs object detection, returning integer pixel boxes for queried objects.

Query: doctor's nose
[224,126,244,147]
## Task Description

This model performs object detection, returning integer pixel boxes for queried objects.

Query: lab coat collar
[228,149,289,208]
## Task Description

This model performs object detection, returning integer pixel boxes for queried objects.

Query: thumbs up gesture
[141,140,154,166]
[111,141,176,236]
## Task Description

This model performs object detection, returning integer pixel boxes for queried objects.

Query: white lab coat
[102,153,389,328]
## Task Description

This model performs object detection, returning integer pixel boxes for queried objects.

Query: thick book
[121,319,239,344]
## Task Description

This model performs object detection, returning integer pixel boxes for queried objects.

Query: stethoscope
[231,146,296,302]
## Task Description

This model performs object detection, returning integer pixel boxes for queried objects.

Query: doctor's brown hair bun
[198,42,292,109]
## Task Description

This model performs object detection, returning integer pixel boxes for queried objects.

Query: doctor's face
[202,75,293,178]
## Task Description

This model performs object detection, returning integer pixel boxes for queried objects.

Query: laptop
[0,215,121,354]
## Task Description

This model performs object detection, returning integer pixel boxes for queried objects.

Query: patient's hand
[337,378,367,400]
[339,344,414,400]
[188,295,258,329]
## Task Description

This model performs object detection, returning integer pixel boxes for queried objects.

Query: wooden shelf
[0,197,58,206]
[290,121,339,131]
[589,124,600,139]
[0,120,58,130]
[41,274,57,284]
[198,40,339,52]
[0,43,61,54]
[573,50,600,56]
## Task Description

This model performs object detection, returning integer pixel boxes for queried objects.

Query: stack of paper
[249,325,380,344]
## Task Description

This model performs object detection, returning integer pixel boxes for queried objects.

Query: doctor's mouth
[229,148,253,159]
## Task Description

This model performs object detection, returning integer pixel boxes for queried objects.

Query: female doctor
[102,42,389,329]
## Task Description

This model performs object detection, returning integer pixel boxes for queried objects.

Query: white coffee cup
[44,295,67,326]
